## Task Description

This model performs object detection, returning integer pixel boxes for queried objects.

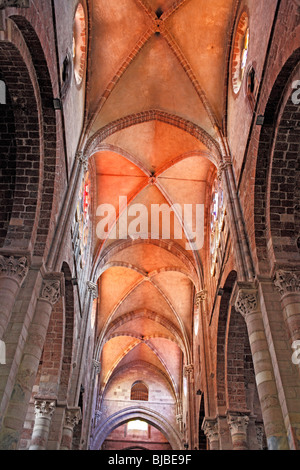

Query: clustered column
[60,407,82,450]
[234,283,289,450]
[29,399,56,450]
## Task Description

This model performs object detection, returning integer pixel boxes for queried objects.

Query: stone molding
[64,407,82,429]
[0,0,29,8]
[0,255,28,285]
[274,269,300,297]
[34,399,56,419]
[227,412,250,435]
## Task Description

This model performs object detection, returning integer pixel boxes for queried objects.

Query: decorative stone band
[87,280,98,299]
[227,412,250,435]
[235,289,258,319]
[0,255,29,285]
[0,0,29,7]
[194,290,207,308]
[34,399,56,420]
[64,407,82,429]
[274,270,300,297]
[202,418,219,442]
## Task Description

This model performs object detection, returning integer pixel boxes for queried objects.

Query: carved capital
[76,151,89,172]
[34,399,56,420]
[39,278,61,305]
[274,270,300,297]
[202,419,219,442]
[183,364,194,379]
[194,290,207,308]
[64,407,81,429]
[235,290,258,318]
[87,280,98,299]
[0,255,28,285]
[0,0,29,8]
[92,359,101,374]
[227,412,249,435]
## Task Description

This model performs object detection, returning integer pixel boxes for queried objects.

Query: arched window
[232,12,250,94]
[210,178,226,277]
[130,381,149,401]
[72,2,87,87]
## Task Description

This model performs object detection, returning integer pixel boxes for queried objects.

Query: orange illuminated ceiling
[82,0,236,404]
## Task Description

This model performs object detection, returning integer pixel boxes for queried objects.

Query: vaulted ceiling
[83,0,237,407]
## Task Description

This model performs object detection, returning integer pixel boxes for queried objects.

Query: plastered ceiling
[83,0,236,405]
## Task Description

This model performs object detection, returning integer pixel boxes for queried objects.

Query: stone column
[184,363,195,450]
[29,399,56,450]
[234,282,289,450]
[227,411,249,450]
[0,274,63,450]
[0,255,28,339]
[274,270,300,368]
[202,418,219,450]
[60,407,82,450]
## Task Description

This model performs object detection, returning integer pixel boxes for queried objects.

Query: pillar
[234,282,289,450]
[60,407,82,450]
[0,255,28,339]
[274,270,300,368]
[202,418,219,450]
[227,411,249,450]
[0,274,63,450]
[184,363,195,450]
[29,399,56,450]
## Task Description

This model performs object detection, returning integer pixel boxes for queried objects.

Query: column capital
[76,151,89,172]
[0,254,29,285]
[39,275,63,305]
[92,359,101,374]
[202,418,219,442]
[234,286,258,319]
[64,407,82,429]
[274,269,300,297]
[0,0,29,8]
[227,411,250,435]
[87,280,98,299]
[34,398,56,419]
[183,363,194,377]
[194,290,207,307]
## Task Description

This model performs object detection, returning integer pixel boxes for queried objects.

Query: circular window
[232,12,250,94]
[72,3,87,87]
